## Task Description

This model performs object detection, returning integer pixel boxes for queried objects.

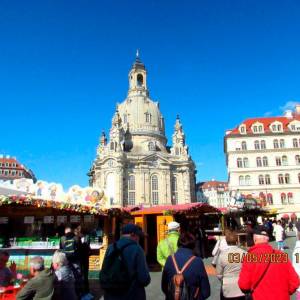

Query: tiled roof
[226,115,300,136]
[197,181,228,190]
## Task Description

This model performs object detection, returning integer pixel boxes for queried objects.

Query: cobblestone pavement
[90,232,298,300]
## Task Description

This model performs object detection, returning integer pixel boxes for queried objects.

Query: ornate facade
[89,55,196,207]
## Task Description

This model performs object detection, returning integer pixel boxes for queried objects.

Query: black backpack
[167,255,198,300]
[99,242,134,293]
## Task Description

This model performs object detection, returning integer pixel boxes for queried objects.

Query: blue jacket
[103,237,151,300]
[161,248,210,300]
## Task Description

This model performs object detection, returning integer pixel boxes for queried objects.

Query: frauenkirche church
[88,54,196,206]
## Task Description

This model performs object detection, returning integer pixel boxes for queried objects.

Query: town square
[1,1,300,300]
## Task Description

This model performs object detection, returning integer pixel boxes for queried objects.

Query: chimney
[295,104,300,115]
[284,110,293,119]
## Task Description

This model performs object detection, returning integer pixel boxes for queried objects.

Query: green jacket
[16,269,54,300]
[156,231,180,267]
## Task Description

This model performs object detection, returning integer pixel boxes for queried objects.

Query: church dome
[117,54,166,144]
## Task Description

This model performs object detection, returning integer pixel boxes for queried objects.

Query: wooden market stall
[0,195,131,278]
[131,203,221,265]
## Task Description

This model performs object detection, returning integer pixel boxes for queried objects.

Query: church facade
[88,55,196,207]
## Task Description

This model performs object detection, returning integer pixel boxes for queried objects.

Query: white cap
[167,221,180,231]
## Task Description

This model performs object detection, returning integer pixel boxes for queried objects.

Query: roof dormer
[270,121,283,133]
[239,124,246,135]
[251,122,264,134]
[288,120,300,132]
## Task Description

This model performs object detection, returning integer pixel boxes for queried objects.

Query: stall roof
[131,203,220,215]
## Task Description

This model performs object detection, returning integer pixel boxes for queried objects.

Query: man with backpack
[59,226,83,298]
[157,221,180,267]
[99,223,151,300]
[161,232,210,300]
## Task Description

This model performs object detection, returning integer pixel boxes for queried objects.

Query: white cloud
[280,101,299,112]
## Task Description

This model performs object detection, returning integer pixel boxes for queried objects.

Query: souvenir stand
[0,180,131,278]
[131,203,220,265]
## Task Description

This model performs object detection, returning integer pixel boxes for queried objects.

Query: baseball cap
[167,221,180,231]
[121,223,144,237]
[253,225,269,237]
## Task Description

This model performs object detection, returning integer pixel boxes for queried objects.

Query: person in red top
[238,225,299,300]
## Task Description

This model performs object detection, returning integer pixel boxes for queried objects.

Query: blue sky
[1,0,300,188]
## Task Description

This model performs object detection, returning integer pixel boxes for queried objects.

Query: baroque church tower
[89,53,196,206]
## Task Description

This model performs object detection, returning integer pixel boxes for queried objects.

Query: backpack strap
[171,255,196,274]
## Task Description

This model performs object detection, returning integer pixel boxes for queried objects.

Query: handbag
[244,250,274,300]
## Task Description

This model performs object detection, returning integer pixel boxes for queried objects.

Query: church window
[137,74,143,87]
[145,112,152,123]
[123,114,127,124]
[151,175,159,205]
[172,176,178,205]
[148,142,155,151]
[110,142,114,151]
[175,147,179,156]
[128,175,135,206]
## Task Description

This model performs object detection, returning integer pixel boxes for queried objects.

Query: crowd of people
[0,224,93,300]
[1,218,300,300]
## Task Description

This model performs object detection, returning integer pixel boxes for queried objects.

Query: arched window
[137,74,143,87]
[148,142,155,151]
[151,175,159,205]
[278,174,284,184]
[123,114,128,124]
[273,139,279,149]
[110,142,115,151]
[245,175,251,185]
[284,173,290,184]
[282,155,288,166]
[261,140,266,149]
[293,138,299,148]
[263,156,268,167]
[288,192,294,204]
[276,157,282,166]
[265,174,271,185]
[241,141,247,150]
[128,175,135,206]
[239,176,244,186]
[281,193,287,205]
[267,193,273,205]
[175,147,179,156]
[256,157,262,167]
[172,176,178,205]
[258,175,264,185]
[243,158,249,168]
[280,139,285,148]
[295,155,300,165]
[145,112,152,123]
[254,140,260,150]
[237,158,243,168]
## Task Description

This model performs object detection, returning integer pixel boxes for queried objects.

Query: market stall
[131,203,220,265]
